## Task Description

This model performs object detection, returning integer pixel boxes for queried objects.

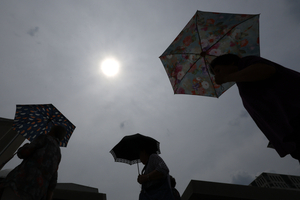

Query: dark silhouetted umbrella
[12,104,76,147]
[160,10,260,98]
[110,133,160,173]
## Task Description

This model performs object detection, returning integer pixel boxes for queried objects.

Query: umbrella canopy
[110,133,160,165]
[12,104,76,147]
[160,10,260,98]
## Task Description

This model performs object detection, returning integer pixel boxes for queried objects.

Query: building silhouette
[53,183,106,200]
[0,117,25,170]
[250,172,300,190]
[181,172,300,200]
[0,172,106,200]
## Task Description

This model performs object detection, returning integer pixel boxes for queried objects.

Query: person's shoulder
[150,153,160,157]
[239,55,266,69]
[34,134,47,141]
[149,153,163,161]
[242,55,260,58]
[47,135,60,145]
[242,55,274,63]
[36,134,58,144]
[29,134,48,147]
[241,55,262,62]
[148,154,164,166]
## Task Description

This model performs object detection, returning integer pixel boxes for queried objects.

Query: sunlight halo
[100,58,120,77]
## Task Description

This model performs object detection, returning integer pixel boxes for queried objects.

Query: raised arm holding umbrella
[210,54,300,163]
[159,10,300,164]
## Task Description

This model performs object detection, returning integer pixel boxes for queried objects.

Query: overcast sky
[1,1,300,200]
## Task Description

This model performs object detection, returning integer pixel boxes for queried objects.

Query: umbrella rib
[203,55,220,97]
[175,13,203,94]
[204,14,258,54]
[175,56,202,94]
[175,15,258,95]
[202,14,259,98]
[176,12,210,94]
[163,53,200,56]
[13,104,75,147]
[48,104,55,126]
[197,12,205,56]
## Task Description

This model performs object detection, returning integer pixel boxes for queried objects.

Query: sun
[100,58,120,76]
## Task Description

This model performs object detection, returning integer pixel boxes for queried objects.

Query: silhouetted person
[210,54,300,162]
[170,175,181,200]
[0,125,67,200]
[137,147,175,200]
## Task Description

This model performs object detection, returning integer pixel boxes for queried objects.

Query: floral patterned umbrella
[160,10,260,98]
[12,104,76,147]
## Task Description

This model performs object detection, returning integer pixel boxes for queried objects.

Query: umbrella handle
[137,163,140,175]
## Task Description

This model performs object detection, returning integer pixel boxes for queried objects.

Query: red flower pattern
[183,36,192,46]
[177,87,185,94]
[206,19,215,25]
[241,39,249,47]
[160,11,259,97]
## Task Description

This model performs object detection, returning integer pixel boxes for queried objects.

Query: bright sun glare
[100,58,120,77]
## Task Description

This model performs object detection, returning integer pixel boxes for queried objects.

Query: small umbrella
[110,133,160,173]
[160,10,260,98]
[12,104,76,147]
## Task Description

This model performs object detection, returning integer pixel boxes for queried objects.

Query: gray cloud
[285,1,300,21]
[27,26,39,37]
[228,110,250,126]
[120,121,125,129]
[1,1,300,200]
[231,171,254,185]
[239,110,249,118]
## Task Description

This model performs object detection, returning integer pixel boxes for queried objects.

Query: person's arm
[17,135,46,159]
[137,170,165,184]
[215,63,276,84]
[17,143,35,159]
